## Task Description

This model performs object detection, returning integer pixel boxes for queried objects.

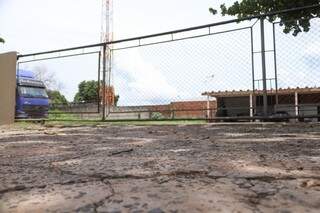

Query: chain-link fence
[273,18,320,119]
[17,5,320,121]
[17,46,104,120]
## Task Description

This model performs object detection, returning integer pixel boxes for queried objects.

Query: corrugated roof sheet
[202,87,320,97]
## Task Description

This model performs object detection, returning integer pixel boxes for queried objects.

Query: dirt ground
[0,122,320,213]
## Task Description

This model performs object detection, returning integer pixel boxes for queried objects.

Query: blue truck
[15,70,49,119]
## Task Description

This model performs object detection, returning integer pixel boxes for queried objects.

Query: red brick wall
[171,101,216,118]
[147,101,217,119]
[148,104,171,118]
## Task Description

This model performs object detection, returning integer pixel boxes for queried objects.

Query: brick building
[171,101,216,119]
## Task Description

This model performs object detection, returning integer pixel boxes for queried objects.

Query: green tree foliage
[73,80,120,105]
[74,80,99,103]
[0,37,4,43]
[47,90,68,105]
[210,0,320,36]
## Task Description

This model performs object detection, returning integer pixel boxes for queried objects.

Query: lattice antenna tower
[101,0,114,87]
[100,0,113,43]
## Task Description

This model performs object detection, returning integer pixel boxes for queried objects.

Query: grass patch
[48,110,79,120]
[45,119,207,127]
[12,121,44,129]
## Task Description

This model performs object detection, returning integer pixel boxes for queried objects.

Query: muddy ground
[0,122,320,213]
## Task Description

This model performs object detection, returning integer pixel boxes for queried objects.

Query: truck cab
[15,70,49,119]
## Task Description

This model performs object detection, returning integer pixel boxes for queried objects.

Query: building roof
[202,87,320,98]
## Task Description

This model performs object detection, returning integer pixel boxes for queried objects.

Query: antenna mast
[101,0,113,43]
[101,0,114,114]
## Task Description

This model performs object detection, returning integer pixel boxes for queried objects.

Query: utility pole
[260,18,268,117]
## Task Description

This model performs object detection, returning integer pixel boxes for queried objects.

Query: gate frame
[16,4,320,122]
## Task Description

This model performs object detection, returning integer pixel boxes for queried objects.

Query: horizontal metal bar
[49,111,99,115]
[254,78,276,81]
[17,4,320,59]
[49,104,320,115]
[18,44,104,59]
[47,118,207,122]
[49,108,320,115]
[18,51,100,64]
[47,114,320,123]
[15,119,47,122]
[210,115,320,121]
[50,102,100,106]
[16,115,320,123]
[107,5,320,45]
[109,108,217,114]
[112,26,251,51]
[253,50,274,54]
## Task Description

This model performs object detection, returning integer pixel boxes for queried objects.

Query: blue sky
[1,0,319,104]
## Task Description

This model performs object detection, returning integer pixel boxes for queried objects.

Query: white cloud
[113,49,178,105]
[305,41,320,56]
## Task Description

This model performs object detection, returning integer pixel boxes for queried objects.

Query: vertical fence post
[295,92,299,118]
[206,95,210,119]
[97,51,101,114]
[250,27,256,117]
[250,93,254,118]
[272,22,279,111]
[106,49,112,116]
[102,44,107,121]
[260,17,268,116]
[251,27,255,92]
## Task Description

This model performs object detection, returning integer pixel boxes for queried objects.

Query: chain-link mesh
[16,8,320,121]
[107,27,253,120]
[272,18,320,119]
[106,17,320,121]
[17,48,102,120]
[275,18,320,89]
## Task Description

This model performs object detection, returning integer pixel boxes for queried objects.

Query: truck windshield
[18,86,48,99]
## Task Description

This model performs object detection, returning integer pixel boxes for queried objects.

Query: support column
[295,92,299,117]
[250,93,254,118]
[97,51,101,113]
[207,95,210,119]
[273,23,279,109]
[102,45,107,121]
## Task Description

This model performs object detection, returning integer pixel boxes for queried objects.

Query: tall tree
[74,80,99,103]
[0,37,4,43]
[74,80,120,105]
[47,90,68,105]
[210,0,320,36]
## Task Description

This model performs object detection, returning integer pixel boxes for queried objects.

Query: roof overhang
[202,87,320,98]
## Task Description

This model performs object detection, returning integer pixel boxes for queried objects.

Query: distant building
[203,87,320,120]
[107,100,217,120]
